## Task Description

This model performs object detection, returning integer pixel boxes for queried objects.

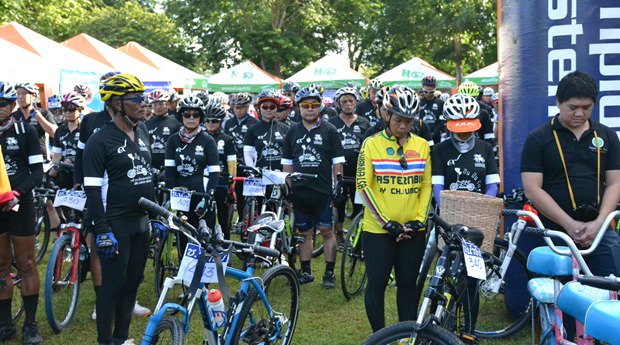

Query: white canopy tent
[375,57,456,89]
[287,55,367,89]
[463,62,498,86]
[207,60,281,93]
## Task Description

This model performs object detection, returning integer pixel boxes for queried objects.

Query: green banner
[207,83,280,93]
[184,78,209,89]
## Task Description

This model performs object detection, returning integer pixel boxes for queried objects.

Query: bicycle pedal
[459,333,479,345]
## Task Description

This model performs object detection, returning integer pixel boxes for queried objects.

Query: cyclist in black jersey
[419,75,445,144]
[204,101,236,239]
[282,81,300,122]
[46,94,64,126]
[243,90,290,171]
[165,96,220,229]
[225,93,258,223]
[276,95,295,127]
[0,81,44,344]
[355,79,383,128]
[74,84,95,115]
[83,74,155,345]
[166,90,180,117]
[282,86,345,288]
[12,83,57,160]
[328,87,369,243]
[145,89,181,175]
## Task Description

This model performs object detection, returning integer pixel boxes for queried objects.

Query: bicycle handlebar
[54,162,75,171]
[155,186,211,198]
[577,274,620,291]
[237,165,318,182]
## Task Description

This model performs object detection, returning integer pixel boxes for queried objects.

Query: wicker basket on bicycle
[439,190,503,252]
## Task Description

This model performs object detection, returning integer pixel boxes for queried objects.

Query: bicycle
[523,211,620,345]
[137,197,300,345]
[363,212,486,345]
[152,186,213,299]
[340,195,366,300]
[44,190,88,333]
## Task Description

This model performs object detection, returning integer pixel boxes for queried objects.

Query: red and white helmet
[61,92,86,109]
[147,89,170,103]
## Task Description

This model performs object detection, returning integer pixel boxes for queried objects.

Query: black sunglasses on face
[204,118,222,124]
[182,111,201,119]
[123,95,147,104]
[397,146,408,169]
[62,107,78,112]
[0,100,12,108]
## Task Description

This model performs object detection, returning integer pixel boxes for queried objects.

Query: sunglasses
[62,107,78,112]
[260,104,277,111]
[205,118,222,124]
[0,100,12,108]
[182,111,202,119]
[397,146,408,169]
[299,102,321,110]
[123,95,147,104]
[420,89,436,94]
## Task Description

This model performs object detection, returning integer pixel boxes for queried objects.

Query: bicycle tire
[474,238,532,339]
[154,232,185,300]
[10,264,23,323]
[45,234,80,333]
[341,211,366,300]
[416,222,438,294]
[150,316,185,345]
[363,322,465,345]
[311,227,324,258]
[34,213,51,263]
[230,265,300,345]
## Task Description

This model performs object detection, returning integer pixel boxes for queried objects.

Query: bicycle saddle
[249,213,284,234]
[585,300,620,344]
[527,246,573,277]
[454,225,485,249]
[556,281,610,324]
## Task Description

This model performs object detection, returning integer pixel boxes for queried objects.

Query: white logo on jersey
[195,145,204,156]
[217,140,225,154]
[6,137,18,150]
[162,127,170,135]
[117,139,127,154]
[313,134,323,145]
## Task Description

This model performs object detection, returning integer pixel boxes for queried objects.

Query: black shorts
[0,199,36,237]
[291,189,332,231]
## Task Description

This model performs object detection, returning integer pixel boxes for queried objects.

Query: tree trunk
[454,33,463,85]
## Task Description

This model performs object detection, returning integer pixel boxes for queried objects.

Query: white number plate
[53,189,87,211]
[177,243,230,284]
[170,189,191,212]
[243,178,265,196]
[462,239,486,280]
[261,170,287,185]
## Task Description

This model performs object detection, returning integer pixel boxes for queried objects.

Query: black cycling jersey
[478,107,495,141]
[83,121,155,230]
[419,97,444,142]
[243,120,289,171]
[165,130,220,193]
[12,107,55,157]
[51,124,80,189]
[207,130,236,186]
[431,139,499,194]
[282,119,345,195]
[328,115,370,175]
[355,99,379,127]
[223,114,258,163]
[1,120,44,199]
[74,109,112,186]
[291,104,338,123]
[145,115,182,170]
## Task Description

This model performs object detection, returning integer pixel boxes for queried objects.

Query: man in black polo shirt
[282,86,344,288]
[355,79,383,128]
[521,71,620,280]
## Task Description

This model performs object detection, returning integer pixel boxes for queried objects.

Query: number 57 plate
[177,243,230,285]
[462,240,486,280]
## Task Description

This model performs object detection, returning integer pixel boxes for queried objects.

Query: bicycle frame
[53,222,82,286]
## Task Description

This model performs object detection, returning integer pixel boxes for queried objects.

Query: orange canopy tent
[117,41,206,89]
[62,33,168,83]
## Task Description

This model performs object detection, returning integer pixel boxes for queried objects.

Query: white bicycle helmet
[147,89,171,103]
[368,79,384,90]
[483,87,494,96]
[443,94,481,133]
[382,85,419,118]
[334,87,359,102]
[0,82,18,100]
[61,92,86,109]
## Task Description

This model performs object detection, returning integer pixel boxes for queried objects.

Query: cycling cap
[230,93,252,105]
[483,87,494,96]
[334,87,359,102]
[47,94,62,109]
[99,73,145,101]
[295,85,322,104]
[204,101,227,119]
[16,82,39,96]
[443,94,481,133]
[457,81,480,97]
[256,89,280,105]
[62,92,86,109]
[383,85,419,118]
[147,89,170,103]
[421,75,436,86]
[282,81,300,93]
[0,82,18,101]
[368,79,384,90]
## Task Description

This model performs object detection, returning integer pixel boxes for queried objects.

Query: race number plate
[261,170,287,185]
[177,243,230,284]
[170,189,191,212]
[53,189,87,211]
[243,178,266,196]
[462,239,486,280]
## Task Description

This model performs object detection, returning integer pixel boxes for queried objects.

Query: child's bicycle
[43,188,88,333]
[137,197,300,345]
[522,210,620,345]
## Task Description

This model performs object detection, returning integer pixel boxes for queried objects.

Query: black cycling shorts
[0,200,36,237]
[291,189,332,231]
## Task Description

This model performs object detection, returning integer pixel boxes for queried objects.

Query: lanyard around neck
[550,118,600,210]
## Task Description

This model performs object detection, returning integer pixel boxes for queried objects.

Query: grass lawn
[6,216,531,344]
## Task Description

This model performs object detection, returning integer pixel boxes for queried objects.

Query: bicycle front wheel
[150,316,184,345]
[475,238,531,339]
[363,322,465,345]
[231,265,300,345]
[154,232,185,300]
[341,211,366,300]
[45,234,80,333]
[34,213,51,263]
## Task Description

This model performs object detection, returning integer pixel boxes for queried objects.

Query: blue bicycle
[137,197,300,345]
